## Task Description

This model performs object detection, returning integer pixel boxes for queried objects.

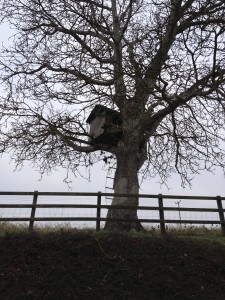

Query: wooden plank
[158,194,166,235]
[0,204,223,212]
[29,191,38,231]
[217,196,225,236]
[0,192,35,195]
[0,191,224,200]
[96,192,101,231]
[160,207,222,212]
[0,217,222,225]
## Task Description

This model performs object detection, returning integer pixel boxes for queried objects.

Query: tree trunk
[104,144,146,232]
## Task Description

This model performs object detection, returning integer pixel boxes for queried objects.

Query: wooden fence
[0,191,225,235]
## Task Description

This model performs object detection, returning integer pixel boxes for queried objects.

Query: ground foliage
[0,231,225,300]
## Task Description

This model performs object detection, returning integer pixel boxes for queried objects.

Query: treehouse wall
[89,114,106,140]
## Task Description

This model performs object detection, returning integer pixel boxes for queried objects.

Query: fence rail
[0,191,225,235]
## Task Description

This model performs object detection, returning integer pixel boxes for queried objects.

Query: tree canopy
[0,0,225,189]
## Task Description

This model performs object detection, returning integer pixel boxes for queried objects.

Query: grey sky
[1,152,224,196]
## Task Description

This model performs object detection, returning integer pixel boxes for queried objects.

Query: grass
[0,222,224,239]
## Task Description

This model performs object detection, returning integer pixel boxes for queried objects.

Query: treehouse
[86,105,122,146]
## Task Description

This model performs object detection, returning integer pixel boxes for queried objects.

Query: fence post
[158,194,166,235]
[96,191,102,232]
[216,196,225,237]
[29,190,38,231]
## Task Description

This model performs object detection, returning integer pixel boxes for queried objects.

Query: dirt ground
[0,231,225,300]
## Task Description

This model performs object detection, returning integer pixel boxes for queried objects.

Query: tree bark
[104,143,146,231]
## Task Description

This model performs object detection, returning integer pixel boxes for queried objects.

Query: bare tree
[1,0,225,231]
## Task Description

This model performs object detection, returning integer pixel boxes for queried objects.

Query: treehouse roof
[86,105,121,124]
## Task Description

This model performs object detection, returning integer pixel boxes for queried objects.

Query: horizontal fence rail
[0,191,225,235]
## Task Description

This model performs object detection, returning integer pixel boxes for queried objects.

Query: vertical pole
[29,190,38,231]
[158,194,166,235]
[96,191,101,232]
[216,196,225,237]
[175,200,182,228]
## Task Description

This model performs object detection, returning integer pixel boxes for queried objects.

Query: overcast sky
[0,23,224,197]
[0,152,224,196]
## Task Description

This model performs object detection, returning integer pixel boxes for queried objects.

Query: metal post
[175,200,182,228]
[96,191,101,232]
[216,196,225,237]
[29,190,38,231]
[158,194,166,235]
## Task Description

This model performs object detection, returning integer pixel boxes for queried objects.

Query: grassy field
[0,223,225,300]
